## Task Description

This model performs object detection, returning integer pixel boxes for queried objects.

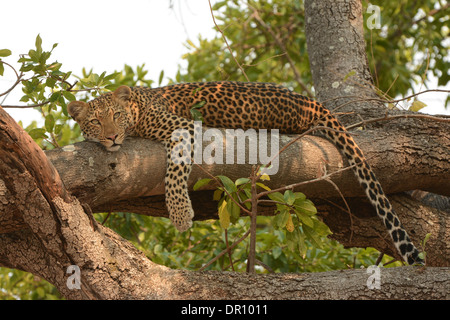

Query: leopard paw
[167,199,195,232]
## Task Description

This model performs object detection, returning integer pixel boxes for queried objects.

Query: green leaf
[0,49,12,57]
[35,34,42,54]
[295,212,314,228]
[294,199,317,215]
[217,175,237,193]
[193,178,212,191]
[422,233,432,247]
[286,214,294,232]
[273,208,290,229]
[218,200,230,229]
[268,191,284,203]
[302,225,323,249]
[28,128,48,140]
[61,102,68,117]
[0,62,4,76]
[313,219,332,236]
[190,108,204,122]
[213,189,223,201]
[62,91,76,102]
[45,77,57,88]
[272,246,282,259]
[20,95,30,103]
[104,71,120,81]
[49,91,61,103]
[45,114,55,133]
[191,100,207,109]
[158,70,164,86]
[256,182,271,191]
[105,84,121,91]
[284,190,295,205]
[235,177,250,186]
[286,228,299,251]
[54,124,63,135]
[409,100,427,112]
[227,196,241,223]
[212,0,227,10]
[297,231,307,258]
[28,49,39,62]
[343,70,356,81]
[294,192,306,201]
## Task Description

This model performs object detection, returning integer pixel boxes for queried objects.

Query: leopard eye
[114,112,121,119]
[90,119,100,125]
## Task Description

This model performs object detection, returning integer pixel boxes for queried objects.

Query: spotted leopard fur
[68,81,423,265]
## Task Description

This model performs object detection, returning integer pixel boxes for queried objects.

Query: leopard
[68,81,423,265]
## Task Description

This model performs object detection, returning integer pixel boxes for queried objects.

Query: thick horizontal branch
[44,122,449,212]
[41,122,448,266]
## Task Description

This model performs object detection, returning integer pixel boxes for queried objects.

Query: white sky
[1,0,448,126]
[1,0,217,125]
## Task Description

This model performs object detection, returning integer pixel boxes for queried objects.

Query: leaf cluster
[180,0,449,106]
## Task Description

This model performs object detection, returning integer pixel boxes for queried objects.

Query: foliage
[366,0,449,98]
[0,268,62,300]
[179,0,449,105]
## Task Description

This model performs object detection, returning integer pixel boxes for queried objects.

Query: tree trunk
[304,0,449,263]
[0,0,449,299]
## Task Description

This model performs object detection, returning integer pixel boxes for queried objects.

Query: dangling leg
[163,129,195,232]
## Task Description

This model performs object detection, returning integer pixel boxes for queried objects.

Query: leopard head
[68,86,134,151]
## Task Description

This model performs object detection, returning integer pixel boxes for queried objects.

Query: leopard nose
[106,134,118,142]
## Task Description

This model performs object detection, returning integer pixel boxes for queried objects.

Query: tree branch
[3,104,448,299]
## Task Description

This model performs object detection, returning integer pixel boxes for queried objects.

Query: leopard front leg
[135,97,198,232]
[163,138,195,232]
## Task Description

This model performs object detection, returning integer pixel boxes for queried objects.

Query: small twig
[257,161,359,200]
[322,89,450,113]
[247,166,259,274]
[383,258,399,267]
[250,8,313,97]
[224,229,235,271]
[323,177,354,242]
[255,125,352,181]
[101,208,113,225]
[242,53,287,67]
[0,61,24,100]
[81,203,99,231]
[1,86,99,109]
[198,229,251,271]
[375,253,384,266]
[255,259,274,273]
[345,113,450,131]
[369,29,379,89]
[208,0,250,82]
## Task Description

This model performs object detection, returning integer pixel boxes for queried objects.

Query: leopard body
[68,81,423,265]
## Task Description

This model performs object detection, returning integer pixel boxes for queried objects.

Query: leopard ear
[113,85,132,105]
[67,101,88,120]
